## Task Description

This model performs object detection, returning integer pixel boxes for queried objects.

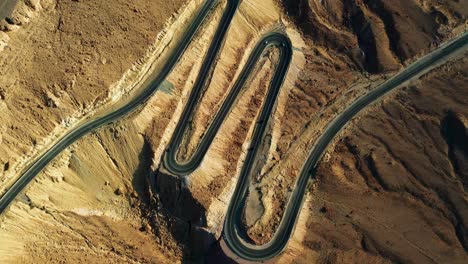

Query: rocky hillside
[0,0,466,263]
[282,0,467,73]
[0,0,184,195]
[297,50,468,264]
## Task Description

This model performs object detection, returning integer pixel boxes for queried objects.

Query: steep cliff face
[282,0,466,73]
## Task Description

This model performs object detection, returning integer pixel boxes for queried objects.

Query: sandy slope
[0,0,466,263]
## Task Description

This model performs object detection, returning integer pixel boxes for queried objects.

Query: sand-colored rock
[301,54,468,263]
[0,0,185,195]
[0,0,466,262]
[282,0,467,72]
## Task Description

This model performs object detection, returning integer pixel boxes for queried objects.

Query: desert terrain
[0,0,466,263]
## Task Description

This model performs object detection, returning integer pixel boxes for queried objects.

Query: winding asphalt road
[223,31,468,261]
[0,0,220,212]
[162,0,468,260]
[0,0,467,261]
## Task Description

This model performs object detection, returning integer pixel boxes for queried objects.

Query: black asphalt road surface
[0,0,467,261]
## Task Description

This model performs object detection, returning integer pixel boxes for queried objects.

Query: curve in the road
[163,0,468,261]
[223,31,468,260]
[0,0,220,213]
[1,0,467,261]
[162,4,293,261]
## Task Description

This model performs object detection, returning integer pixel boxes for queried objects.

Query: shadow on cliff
[440,111,468,251]
[131,139,234,263]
